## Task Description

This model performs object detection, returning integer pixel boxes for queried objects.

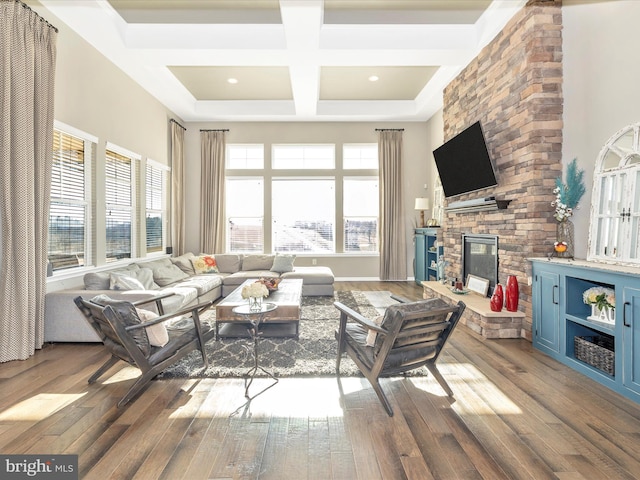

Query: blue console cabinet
[530,258,640,403]
[414,228,442,284]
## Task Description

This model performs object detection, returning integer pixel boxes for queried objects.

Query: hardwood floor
[2,281,640,479]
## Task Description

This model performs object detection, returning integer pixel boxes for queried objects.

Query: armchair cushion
[136,308,169,347]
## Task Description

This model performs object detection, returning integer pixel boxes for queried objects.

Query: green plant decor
[552,158,586,222]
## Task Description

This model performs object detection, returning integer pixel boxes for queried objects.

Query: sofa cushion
[177,275,223,296]
[223,270,279,287]
[191,254,219,274]
[171,252,196,275]
[271,253,296,273]
[132,268,158,290]
[84,272,111,290]
[160,286,198,311]
[153,264,189,287]
[215,254,242,273]
[110,273,145,291]
[138,257,173,272]
[281,266,334,285]
[84,264,140,290]
[242,254,275,271]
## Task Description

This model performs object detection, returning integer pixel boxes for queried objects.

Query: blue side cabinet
[531,258,640,404]
[414,228,442,285]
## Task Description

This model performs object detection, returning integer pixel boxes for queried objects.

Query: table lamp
[415,197,430,228]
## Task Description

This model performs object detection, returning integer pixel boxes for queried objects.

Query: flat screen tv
[433,121,497,198]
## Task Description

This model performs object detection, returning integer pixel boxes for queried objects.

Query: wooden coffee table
[215,278,303,338]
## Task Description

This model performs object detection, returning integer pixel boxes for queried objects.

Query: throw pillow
[153,264,190,287]
[110,273,145,291]
[241,254,275,271]
[131,267,158,290]
[366,315,384,347]
[136,308,169,347]
[191,254,219,274]
[271,253,296,273]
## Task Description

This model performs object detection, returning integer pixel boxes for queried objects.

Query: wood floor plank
[3,281,640,479]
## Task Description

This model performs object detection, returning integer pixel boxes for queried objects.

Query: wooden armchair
[334,295,465,416]
[74,294,216,407]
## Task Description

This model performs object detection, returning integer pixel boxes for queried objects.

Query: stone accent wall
[441,0,563,340]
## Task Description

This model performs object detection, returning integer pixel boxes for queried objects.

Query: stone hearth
[422,281,525,339]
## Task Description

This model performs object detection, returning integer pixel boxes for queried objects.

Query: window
[344,177,378,253]
[48,128,91,272]
[105,145,138,262]
[272,144,334,169]
[145,161,168,254]
[272,178,335,253]
[226,177,264,252]
[227,144,264,169]
[343,144,378,169]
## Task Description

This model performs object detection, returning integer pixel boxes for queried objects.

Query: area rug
[160,290,398,378]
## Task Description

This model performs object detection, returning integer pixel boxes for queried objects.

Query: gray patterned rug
[160,290,396,378]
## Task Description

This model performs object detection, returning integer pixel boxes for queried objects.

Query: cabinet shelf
[531,258,640,404]
[415,228,442,284]
[565,314,615,335]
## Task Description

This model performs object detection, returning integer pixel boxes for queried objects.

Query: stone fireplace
[438,0,563,340]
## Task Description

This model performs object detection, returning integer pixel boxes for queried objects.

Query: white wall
[562,0,640,258]
[183,122,433,279]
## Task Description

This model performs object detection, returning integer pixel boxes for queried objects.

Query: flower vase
[556,219,574,258]
[505,275,519,312]
[248,296,262,312]
[490,284,504,312]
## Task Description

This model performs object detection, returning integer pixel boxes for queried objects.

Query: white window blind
[145,162,164,254]
[272,178,335,253]
[344,177,379,253]
[105,148,134,261]
[48,130,88,271]
[226,177,264,252]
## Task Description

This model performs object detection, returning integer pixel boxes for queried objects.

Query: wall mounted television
[433,121,497,198]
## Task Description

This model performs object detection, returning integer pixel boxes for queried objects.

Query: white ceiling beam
[280,0,323,117]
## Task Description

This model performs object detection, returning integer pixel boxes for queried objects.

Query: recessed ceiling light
[227,78,238,84]
[368,75,379,82]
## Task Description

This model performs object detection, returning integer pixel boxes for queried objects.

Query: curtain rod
[375,128,404,132]
[170,118,186,131]
[16,0,58,33]
[200,129,230,132]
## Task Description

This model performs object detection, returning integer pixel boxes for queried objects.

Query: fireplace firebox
[461,234,498,297]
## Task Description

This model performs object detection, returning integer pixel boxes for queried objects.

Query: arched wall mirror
[588,122,640,265]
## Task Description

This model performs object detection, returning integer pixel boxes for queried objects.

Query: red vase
[505,275,519,312]
[490,284,503,312]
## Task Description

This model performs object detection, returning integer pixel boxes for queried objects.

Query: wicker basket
[574,335,614,375]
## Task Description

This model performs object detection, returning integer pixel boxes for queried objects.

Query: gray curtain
[378,130,407,281]
[170,120,186,255]
[0,0,57,362]
[200,131,226,253]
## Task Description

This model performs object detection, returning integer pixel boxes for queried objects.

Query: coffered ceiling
[40,0,527,122]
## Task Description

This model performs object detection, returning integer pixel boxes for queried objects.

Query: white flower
[582,286,615,309]
[241,282,269,299]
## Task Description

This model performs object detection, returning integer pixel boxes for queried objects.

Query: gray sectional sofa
[44,252,334,343]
